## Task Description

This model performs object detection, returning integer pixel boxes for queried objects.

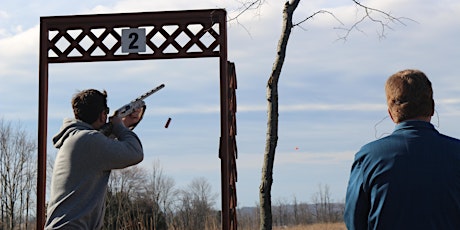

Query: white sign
[121,28,146,53]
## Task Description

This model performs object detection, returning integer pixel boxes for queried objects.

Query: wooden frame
[38,9,237,230]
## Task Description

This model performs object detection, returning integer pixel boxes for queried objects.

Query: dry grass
[273,222,346,230]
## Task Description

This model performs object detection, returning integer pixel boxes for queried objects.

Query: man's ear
[98,111,107,123]
[388,108,396,123]
[91,111,107,129]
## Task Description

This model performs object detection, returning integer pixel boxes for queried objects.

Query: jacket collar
[394,120,436,132]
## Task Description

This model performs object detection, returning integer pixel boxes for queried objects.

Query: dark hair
[72,89,108,124]
[385,69,434,123]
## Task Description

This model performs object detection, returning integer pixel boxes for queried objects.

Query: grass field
[273,223,346,230]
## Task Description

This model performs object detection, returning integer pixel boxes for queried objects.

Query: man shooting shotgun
[46,84,164,229]
[101,84,165,135]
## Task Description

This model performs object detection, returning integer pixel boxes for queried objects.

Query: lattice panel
[42,10,226,63]
[228,62,238,230]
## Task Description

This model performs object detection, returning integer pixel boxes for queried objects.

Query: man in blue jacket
[344,69,460,229]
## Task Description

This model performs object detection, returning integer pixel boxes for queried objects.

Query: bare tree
[104,166,147,229]
[237,204,260,230]
[297,202,314,225]
[173,177,218,230]
[0,119,36,229]
[103,162,180,230]
[273,198,289,227]
[259,3,300,229]
[311,184,333,223]
[291,195,299,226]
[144,159,177,229]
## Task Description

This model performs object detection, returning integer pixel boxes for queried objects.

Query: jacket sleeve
[92,122,144,170]
[344,154,369,230]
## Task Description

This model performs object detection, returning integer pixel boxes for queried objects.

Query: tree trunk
[259,1,299,230]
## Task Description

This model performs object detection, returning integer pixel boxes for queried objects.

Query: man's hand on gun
[122,107,144,128]
[108,106,145,130]
[109,107,142,126]
[101,84,163,136]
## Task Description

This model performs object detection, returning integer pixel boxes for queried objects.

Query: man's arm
[97,108,145,170]
[344,157,369,230]
[96,122,144,170]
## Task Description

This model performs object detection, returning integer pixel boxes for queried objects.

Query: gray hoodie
[45,118,143,229]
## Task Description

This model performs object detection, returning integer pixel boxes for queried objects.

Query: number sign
[121,28,146,53]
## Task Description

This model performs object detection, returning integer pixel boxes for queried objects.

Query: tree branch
[227,0,265,22]
[293,10,344,29]
[335,0,416,41]
[226,0,267,39]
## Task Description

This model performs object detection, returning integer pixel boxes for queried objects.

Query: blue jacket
[344,120,460,230]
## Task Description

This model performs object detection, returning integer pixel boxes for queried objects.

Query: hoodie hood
[52,118,94,148]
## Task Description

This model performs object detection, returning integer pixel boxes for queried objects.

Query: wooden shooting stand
[38,9,237,230]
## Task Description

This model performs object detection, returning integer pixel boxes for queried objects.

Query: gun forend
[114,100,146,118]
[113,84,164,118]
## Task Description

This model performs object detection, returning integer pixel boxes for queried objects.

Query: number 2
[129,33,139,50]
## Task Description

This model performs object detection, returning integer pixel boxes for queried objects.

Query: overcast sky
[1,0,460,209]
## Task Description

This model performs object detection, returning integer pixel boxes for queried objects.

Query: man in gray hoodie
[45,89,144,229]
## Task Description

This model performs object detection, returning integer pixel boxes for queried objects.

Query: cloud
[149,105,220,115]
[438,98,460,105]
[0,11,9,22]
[238,102,386,113]
[139,102,387,116]
[141,146,355,178]
[0,25,39,75]
[142,153,221,173]
[279,150,354,164]
[89,0,234,15]
[237,149,355,171]
[0,26,39,122]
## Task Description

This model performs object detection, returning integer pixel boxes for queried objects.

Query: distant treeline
[0,119,343,229]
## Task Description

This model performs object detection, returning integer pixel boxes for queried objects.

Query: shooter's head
[385,69,434,123]
[72,89,109,125]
